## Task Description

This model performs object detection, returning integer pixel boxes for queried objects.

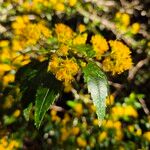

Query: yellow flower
[37,22,52,38]
[74,103,83,116]
[50,109,61,122]
[104,120,114,128]
[55,3,65,11]
[131,23,140,34]
[60,127,70,141]
[73,33,87,45]
[128,125,134,132]
[103,40,132,75]
[143,131,150,142]
[112,105,138,119]
[3,74,15,86]
[57,44,69,56]
[55,23,74,43]
[48,55,79,87]
[98,131,107,142]
[71,127,80,135]
[115,129,123,141]
[106,94,115,105]
[91,34,109,60]
[12,16,51,50]
[111,106,124,119]
[77,137,87,147]
[68,0,77,6]
[0,40,9,47]
[0,64,12,73]
[62,113,70,125]
[115,12,122,19]
[124,105,138,118]
[13,109,21,117]
[93,119,99,126]
[114,121,122,129]
[135,128,142,136]
[78,24,86,33]
[121,13,130,27]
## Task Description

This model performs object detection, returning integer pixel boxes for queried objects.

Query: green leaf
[73,44,95,58]
[83,61,109,120]
[23,103,33,121]
[35,86,59,129]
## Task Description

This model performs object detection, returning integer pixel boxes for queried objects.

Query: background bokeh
[0,0,150,149]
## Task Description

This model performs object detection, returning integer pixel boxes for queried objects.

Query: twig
[76,7,137,47]
[138,98,150,115]
[128,57,149,81]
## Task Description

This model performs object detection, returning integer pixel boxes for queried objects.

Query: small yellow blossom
[93,119,99,126]
[106,94,115,105]
[77,137,87,147]
[115,12,122,19]
[0,40,9,47]
[68,0,77,7]
[74,103,83,116]
[111,105,138,119]
[50,109,61,122]
[55,23,74,43]
[78,24,86,33]
[71,127,80,135]
[121,13,130,27]
[143,131,150,142]
[0,64,12,73]
[135,128,142,136]
[62,113,70,125]
[3,74,15,86]
[60,127,70,141]
[98,131,107,142]
[91,34,109,60]
[73,33,87,45]
[57,44,69,56]
[103,40,132,75]
[55,3,65,11]
[13,109,21,117]
[131,23,140,34]
[124,105,138,118]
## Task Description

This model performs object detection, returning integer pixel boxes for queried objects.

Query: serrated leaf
[35,87,59,129]
[73,44,95,58]
[23,103,33,121]
[83,61,109,120]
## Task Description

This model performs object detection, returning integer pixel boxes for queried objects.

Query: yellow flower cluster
[12,16,51,51]
[116,12,130,27]
[115,12,140,34]
[73,33,87,45]
[48,54,79,87]
[91,34,109,60]
[102,120,123,140]
[111,105,138,119]
[12,0,77,13]
[0,137,20,150]
[128,125,142,136]
[55,23,74,44]
[77,136,87,147]
[102,40,132,75]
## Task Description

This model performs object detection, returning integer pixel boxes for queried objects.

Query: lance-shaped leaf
[83,62,109,120]
[23,103,33,121]
[35,86,59,129]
